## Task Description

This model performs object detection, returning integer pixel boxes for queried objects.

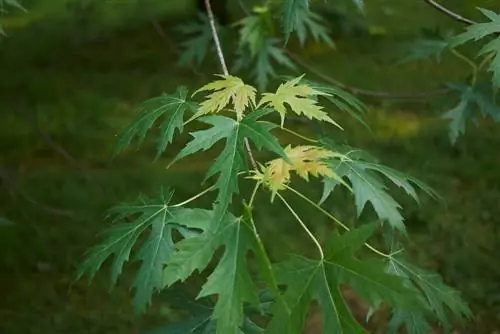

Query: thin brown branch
[204,0,258,169]
[205,0,229,76]
[285,50,452,100]
[423,0,476,25]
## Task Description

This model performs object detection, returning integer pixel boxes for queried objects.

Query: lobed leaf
[255,145,345,200]
[386,257,473,330]
[193,75,257,119]
[320,142,440,233]
[259,75,342,128]
[77,191,210,313]
[163,210,261,333]
[176,14,215,67]
[451,8,500,87]
[234,38,297,91]
[280,0,334,47]
[442,83,500,143]
[114,86,197,158]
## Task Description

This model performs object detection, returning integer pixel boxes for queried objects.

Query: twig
[204,0,258,169]
[423,0,476,26]
[205,0,229,76]
[286,50,452,100]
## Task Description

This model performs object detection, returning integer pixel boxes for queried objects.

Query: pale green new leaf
[259,75,342,128]
[163,211,260,334]
[193,75,256,119]
[114,86,197,158]
[77,191,206,313]
[320,143,439,233]
[451,8,500,87]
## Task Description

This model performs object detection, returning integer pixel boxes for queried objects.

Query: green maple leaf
[320,143,440,233]
[387,310,431,334]
[77,190,206,313]
[281,0,334,47]
[442,83,500,143]
[266,255,367,334]
[234,38,297,91]
[114,86,198,158]
[176,14,216,67]
[266,226,420,334]
[386,256,472,330]
[325,225,421,310]
[259,75,342,128]
[451,8,500,87]
[163,210,261,334]
[170,112,286,222]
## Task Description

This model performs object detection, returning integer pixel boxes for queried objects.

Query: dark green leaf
[115,86,198,158]
[77,191,209,313]
[281,0,334,47]
[163,211,260,334]
[266,255,366,334]
[451,8,500,87]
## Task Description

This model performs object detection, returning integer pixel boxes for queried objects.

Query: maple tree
[74,0,500,333]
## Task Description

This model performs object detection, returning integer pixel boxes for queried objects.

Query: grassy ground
[1,0,500,333]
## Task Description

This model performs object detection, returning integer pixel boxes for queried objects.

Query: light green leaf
[192,75,257,119]
[259,75,342,128]
[115,86,198,158]
[77,191,207,313]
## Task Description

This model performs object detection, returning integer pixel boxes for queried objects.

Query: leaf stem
[451,49,478,86]
[204,0,258,170]
[284,185,390,258]
[280,126,318,143]
[171,186,215,207]
[276,192,324,259]
[248,182,261,208]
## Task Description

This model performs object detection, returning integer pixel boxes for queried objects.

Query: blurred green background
[1,0,499,333]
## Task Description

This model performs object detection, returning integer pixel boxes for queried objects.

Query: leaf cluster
[79,75,471,334]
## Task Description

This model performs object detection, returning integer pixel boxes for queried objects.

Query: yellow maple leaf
[258,75,343,129]
[192,75,256,120]
[255,145,348,199]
